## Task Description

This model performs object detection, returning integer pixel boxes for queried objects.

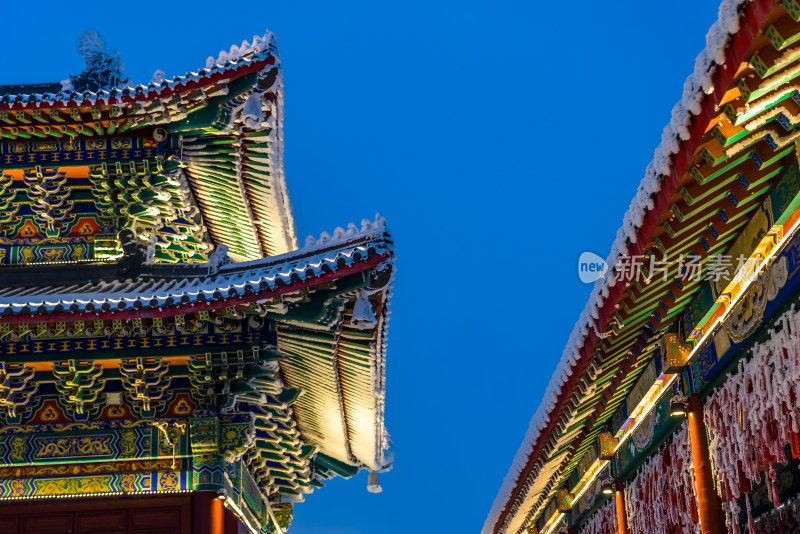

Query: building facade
[0,31,394,533]
[484,1,800,533]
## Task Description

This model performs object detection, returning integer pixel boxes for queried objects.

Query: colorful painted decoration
[0,28,395,534]
[484,3,800,534]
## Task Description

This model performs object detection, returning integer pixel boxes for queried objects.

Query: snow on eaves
[302,213,389,250]
[206,31,276,69]
[482,1,749,533]
[0,214,393,316]
[0,30,278,108]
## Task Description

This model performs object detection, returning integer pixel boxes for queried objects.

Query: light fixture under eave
[601,477,615,495]
[540,512,565,534]
[669,395,689,417]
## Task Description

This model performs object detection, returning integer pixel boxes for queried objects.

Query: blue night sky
[2,1,723,532]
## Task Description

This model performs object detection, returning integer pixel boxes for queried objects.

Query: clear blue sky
[3,1,723,532]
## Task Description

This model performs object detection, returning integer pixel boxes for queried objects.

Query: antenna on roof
[69,30,129,92]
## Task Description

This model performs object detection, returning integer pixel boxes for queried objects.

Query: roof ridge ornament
[118,229,148,275]
[150,69,166,85]
[241,92,265,129]
[208,244,231,275]
[366,470,383,493]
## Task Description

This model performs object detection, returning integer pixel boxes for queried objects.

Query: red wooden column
[192,492,225,534]
[614,479,628,534]
[688,396,726,534]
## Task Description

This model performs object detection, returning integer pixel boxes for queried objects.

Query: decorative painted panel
[0,470,190,498]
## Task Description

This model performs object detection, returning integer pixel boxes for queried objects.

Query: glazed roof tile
[0,215,392,321]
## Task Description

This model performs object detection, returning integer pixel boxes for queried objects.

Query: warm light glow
[600,477,616,496]
[613,373,677,454]
[265,499,287,534]
[3,254,123,267]
[669,395,689,417]
[540,512,565,534]
[0,488,192,501]
[533,206,800,531]
[571,460,609,504]
[224,497,261,534]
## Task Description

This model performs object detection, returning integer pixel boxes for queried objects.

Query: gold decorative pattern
[598,432,619,460]
[9,436,27,463]
[34,435,113,459]
[35,475,115,496]
[0,417,180,435]
[120,429,137,457]
[0,459,174,479]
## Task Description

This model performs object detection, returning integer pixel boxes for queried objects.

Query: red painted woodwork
[491,1,777,532]
[0,495,191,534]
[225,509,246,534]
[688,396,726,534]
[615,479,628,534]
[192,492,226,534]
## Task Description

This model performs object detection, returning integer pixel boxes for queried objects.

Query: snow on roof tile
[482,1,762,532]
[0,215,393,320]
[0,31,278,110]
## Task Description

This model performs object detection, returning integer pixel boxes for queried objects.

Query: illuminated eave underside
[486,1,800,532]
[0,34,297,260]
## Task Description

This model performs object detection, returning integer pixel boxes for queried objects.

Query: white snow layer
[302,213,388,250]
[206,31,275,69]
[482,1,751,533]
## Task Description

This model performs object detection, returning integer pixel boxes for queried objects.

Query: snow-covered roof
[0,31,279,109]
[0,30,299,261]
[0,215,392,320]
[482,0,772,532]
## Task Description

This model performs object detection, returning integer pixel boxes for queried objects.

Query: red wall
[0,492,248,534]
[0,494,190,534]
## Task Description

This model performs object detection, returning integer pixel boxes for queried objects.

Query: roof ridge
[0,32,278,108]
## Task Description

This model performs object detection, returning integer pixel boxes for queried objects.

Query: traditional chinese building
[484,1,800,534]
[0,30,394,534]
